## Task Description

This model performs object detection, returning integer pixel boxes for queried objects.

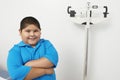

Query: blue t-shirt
[7,39,58,80]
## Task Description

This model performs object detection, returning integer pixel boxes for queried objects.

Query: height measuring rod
[67,2,109,80]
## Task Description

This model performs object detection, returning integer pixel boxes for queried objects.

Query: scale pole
[83,2,91,80]
[83,27,90,80]
[67,2,109,80]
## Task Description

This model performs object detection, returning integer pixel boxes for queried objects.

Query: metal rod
[83,2,91,80]
[83,27,89,80]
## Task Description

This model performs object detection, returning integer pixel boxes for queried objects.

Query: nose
[30,31,34,36]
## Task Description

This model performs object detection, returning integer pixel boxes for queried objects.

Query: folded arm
[24,67,54,80]
[24,57,54,80]
[7,47,54,80]
[25,57,54,68]
[24,41,59,79]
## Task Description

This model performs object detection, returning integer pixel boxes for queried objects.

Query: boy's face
[19,24,41,47]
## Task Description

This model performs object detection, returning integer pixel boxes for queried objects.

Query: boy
[7,16,58,80]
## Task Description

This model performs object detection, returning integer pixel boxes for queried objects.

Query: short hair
[20,16,41,31]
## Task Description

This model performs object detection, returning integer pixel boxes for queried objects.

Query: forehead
[23,24,40,30]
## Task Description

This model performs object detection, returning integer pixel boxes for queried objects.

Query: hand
[25,61,31,66]
[45,68,54,74]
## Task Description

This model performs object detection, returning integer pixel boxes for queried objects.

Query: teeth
[29,37,36,39]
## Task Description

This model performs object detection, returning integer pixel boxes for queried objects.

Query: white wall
[0,0,120,80]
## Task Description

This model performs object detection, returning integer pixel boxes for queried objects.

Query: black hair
[20,16,41,31]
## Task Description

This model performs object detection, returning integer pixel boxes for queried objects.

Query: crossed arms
[7,42,58,80]
[24,57,54,80]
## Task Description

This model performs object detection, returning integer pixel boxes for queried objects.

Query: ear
[40,29,42,34]
[19,29,22,35]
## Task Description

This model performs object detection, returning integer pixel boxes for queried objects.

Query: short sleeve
[43,40,59,68]
[7,45,31,80]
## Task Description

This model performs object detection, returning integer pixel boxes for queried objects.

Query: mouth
[28,36,37,40]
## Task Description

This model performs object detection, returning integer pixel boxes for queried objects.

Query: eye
[34,30,39,32]
[25,30,31,33]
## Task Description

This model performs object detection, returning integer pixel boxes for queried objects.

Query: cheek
[21,33,29,39]
[22,34,28,38]
[37,34,41,38]
[36,33,41,37]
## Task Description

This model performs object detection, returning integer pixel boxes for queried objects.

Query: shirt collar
[18,41,29,47]
[17,39,44,47]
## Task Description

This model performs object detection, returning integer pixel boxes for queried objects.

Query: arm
[24,41,58,79]
[25,57,54,68]
[25,40,59,68]
[7,48,31,80]
[7,46,53,80]
[24,67,54,80]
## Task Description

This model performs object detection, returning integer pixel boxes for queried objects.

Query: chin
[29,42,37,46]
